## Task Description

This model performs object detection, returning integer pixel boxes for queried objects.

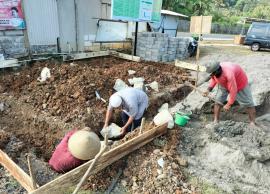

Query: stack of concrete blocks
[167,37,178,62]
[176,37,191,60]
[137,32,168,62]
[136,32,191,62]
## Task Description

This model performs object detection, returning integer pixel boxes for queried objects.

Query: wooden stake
[139,118,145,134]
[195,15,203,87]
[185,82,224,106]
[0,149,35,192]
[27,154,38,190]
[72,134,108,194]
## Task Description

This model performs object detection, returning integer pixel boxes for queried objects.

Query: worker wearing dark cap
[202,61,256,126]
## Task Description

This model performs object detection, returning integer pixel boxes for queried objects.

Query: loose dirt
[174,45,270,194]
[0,56,193,193]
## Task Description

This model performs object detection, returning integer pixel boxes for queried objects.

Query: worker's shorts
[215,84,255,107]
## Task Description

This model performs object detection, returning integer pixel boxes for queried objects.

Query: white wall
[23,0,59,46]
[150,15,179,37]
[57,0,77,52]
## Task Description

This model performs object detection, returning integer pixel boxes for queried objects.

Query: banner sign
[0,0,25,30]
[112,0,162,22]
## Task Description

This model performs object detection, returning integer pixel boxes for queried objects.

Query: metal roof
[161,10,188,18]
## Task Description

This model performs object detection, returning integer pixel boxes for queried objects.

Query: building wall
[57,0,77,52]
[76,0,102,51]
[150,15,179,37]
[0,30,26,58]
[0,0,60,57]
[24,0,60,53]
[0,0,142,57]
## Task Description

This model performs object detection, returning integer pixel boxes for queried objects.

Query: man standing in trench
[202,61,256,126]
[49,127,101,173]
[103,87,148,137]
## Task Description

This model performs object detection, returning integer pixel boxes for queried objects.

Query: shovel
[95,91,107,103]
[184,81,224,106]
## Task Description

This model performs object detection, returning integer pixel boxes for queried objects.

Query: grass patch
[188,176,228,194]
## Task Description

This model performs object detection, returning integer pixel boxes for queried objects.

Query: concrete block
[167,48,177,52]
[5,30,24,36]
[162,54,169,62]
[159,48,166,52]
[168,50,176,55]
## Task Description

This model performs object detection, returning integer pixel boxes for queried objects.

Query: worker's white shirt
[108,88,148,120]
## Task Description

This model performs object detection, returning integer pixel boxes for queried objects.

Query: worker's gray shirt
[108,88,149,120]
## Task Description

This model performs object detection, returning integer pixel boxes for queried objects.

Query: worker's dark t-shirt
[49,129,84,173]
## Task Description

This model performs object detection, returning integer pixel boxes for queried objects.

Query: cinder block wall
[137,32,191,62]
[0,30,27,58]
[0,30,57,58]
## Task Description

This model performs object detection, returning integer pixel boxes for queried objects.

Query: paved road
[177,32,235,40]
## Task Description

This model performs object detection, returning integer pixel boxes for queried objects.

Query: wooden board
[190,16,212,34]
[31,124,167,194]
[63,51,110,61]
[0,59,20,69]
[0,149,35,192]
[110,51,141,62]
[175,59,206,72]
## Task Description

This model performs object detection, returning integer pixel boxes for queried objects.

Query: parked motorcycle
[188,36,198,57]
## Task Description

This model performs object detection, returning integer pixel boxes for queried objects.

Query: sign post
[190,16,212,86]
[112,0,162,55]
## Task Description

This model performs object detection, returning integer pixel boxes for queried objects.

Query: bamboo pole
[27,154,38,190]
[72,134,108,194]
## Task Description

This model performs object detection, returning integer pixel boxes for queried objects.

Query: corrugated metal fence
[23,0,59,50]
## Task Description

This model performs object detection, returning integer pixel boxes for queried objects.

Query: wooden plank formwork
[175,59,206,72]
[27,124,167,193]
[63,51,110,61]
[0,59,20,69]
[63,51,140,63]
[0,149,35,192]
[110,51,141,62]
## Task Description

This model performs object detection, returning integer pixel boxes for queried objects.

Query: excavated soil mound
[0,57,190,130]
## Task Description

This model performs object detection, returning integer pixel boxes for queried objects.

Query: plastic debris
[101,123,122,138]
[0,102,5,112]
[113,79,128,92]
[153,110,174,129]
[158,103,169,113]
[147,81,159,92]
[128,70,136,75]
[37,67,51,82]
[128,77,145,85]
[157,158,165,168]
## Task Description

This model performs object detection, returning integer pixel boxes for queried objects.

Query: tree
[162,0,214,16]
[251,5,270,19]
[235,0,258,12]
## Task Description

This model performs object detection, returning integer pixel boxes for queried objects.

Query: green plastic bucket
[175,113,190,127]
[177,109,192,117]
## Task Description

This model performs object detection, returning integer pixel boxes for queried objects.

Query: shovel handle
[185,82,224,106]
[101,98,107,103]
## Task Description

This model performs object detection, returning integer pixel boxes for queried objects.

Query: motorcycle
[188,36,198,57]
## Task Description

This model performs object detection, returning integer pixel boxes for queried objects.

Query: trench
[0,57,193,193]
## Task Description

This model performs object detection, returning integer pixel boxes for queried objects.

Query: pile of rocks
[136,32,191,62]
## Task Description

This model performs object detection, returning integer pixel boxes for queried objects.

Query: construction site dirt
[0,56,193,193]
[1,45,270,194]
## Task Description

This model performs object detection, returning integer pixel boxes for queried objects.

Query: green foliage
[162,0,270,25]
[250,5,270,19]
